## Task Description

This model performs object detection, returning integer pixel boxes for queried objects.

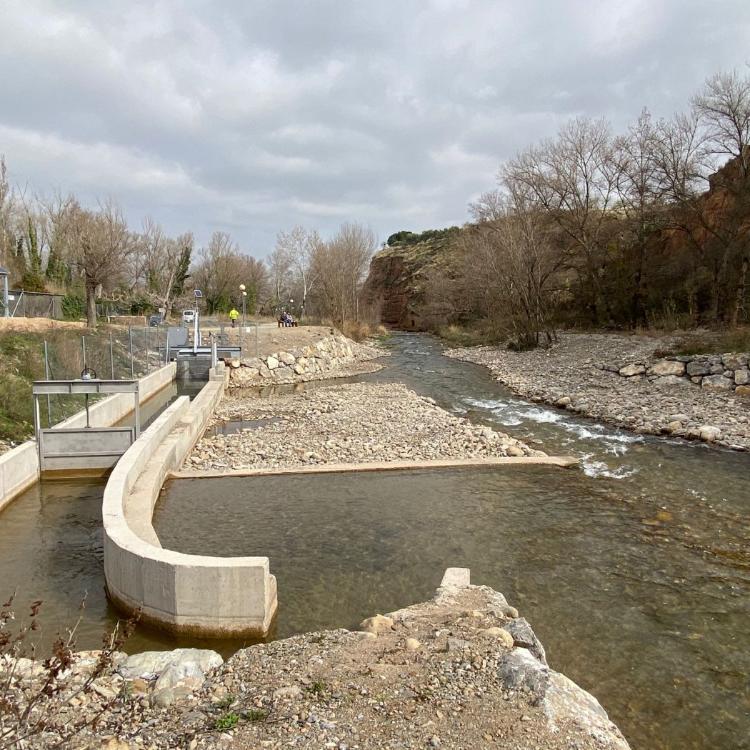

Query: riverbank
[226,327,386,387]
[446,332,750,452]
[2,574,629,749]
[184,381,543,472]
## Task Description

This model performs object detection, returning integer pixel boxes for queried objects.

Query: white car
[182,309,196,324]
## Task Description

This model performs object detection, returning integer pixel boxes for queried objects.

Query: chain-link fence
[35,326,173,428]
[3,290,64,319]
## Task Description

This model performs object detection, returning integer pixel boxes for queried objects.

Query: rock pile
[186,382,543,472]
[447,333,750,451]
[602,352,750,394]
[4,580,630,749]
[227,332,384,387]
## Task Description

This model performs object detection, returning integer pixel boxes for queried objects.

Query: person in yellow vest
[229,308,239,327]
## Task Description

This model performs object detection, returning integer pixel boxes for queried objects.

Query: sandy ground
[0,317,87,332]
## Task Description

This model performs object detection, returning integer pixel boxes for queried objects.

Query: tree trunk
[732,256,749,327]
[86,282,98,328]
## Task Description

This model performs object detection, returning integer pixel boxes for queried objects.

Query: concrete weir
[102,362,277,638]
[170,455,579,480]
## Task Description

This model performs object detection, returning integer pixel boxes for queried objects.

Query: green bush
[61,294,85,321]
[214,712,240,730]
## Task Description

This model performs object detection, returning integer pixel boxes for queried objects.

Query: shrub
[61,294,85,321]
[215,712,240,730]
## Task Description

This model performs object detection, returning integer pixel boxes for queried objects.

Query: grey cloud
[1,0,749,254]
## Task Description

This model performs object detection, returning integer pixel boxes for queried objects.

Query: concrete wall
[0,363,176,513]
[102,362,277,637]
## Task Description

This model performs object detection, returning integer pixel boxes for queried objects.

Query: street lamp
[239,284,247,326]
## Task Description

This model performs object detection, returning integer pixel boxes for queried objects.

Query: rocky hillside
[363,152,750,331]
[362,228,461,330]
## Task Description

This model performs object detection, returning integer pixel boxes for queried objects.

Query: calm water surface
[1,335,748,749]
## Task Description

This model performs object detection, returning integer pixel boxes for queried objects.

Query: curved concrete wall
[102,365,277,637]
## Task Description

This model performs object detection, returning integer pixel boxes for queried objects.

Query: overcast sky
[1,1,749,257]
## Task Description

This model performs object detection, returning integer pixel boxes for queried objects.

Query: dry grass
[669,327,750,355]
[0,318,87,332]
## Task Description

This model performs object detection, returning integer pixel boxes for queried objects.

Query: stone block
[686,359,710,377]
[266,355,279,370]
[699,425,721,442]
[240,357,263,369]
[722,354,748,370]
[702,374,733,390]
[656,375,689,386]
[618,363,645,377]
[648,359,685,377]
[278,351,296,365]
[735,369,750,386]
[736,385,750,397]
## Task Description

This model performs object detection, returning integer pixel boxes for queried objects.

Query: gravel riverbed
[185,382,543,472]
[447,332,750,452]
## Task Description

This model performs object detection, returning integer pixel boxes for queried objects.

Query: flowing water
[1,335,748,748]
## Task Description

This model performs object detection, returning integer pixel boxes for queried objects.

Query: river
[1,334,748,749]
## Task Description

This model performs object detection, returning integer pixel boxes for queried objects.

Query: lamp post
[238,284,248,353]
[239,284,247,325]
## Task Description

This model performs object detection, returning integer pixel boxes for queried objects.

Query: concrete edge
[0,363,176,513]
[168,455,580,480]
[102,362,277,638]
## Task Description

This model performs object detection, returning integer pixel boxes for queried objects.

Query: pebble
[189,382,542,473]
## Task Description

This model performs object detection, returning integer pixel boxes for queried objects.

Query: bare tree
[275,226,321,316]
[191,232,266,315]
[693,67,750,176]
[310,223,375,325]
[612,108,667,325]
[0,157,17,275]
[60,200,137,327]
[505,117,617,324]
[460,190,564,347]
[266,243,292,312]
[692,68,750,323]
[468,190,505,223]
[135,218,193,320]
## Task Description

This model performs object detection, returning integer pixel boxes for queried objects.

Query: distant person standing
[229,308,239,327]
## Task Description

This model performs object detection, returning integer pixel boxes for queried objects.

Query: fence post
[145,326,150,373]
[43,340,52,426]
[129,326,134,379]
[110,332,115,379]
[81,336,87,372]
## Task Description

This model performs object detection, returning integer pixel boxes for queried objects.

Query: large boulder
[278,351,296,366]
[497,649,629,749]
[265,355,279,370]
[118,648,222,681]
[735,369,750,386]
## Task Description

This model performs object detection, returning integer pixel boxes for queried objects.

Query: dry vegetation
[412,68,750,348]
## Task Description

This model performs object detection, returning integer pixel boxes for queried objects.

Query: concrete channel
[101,362,278,638]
